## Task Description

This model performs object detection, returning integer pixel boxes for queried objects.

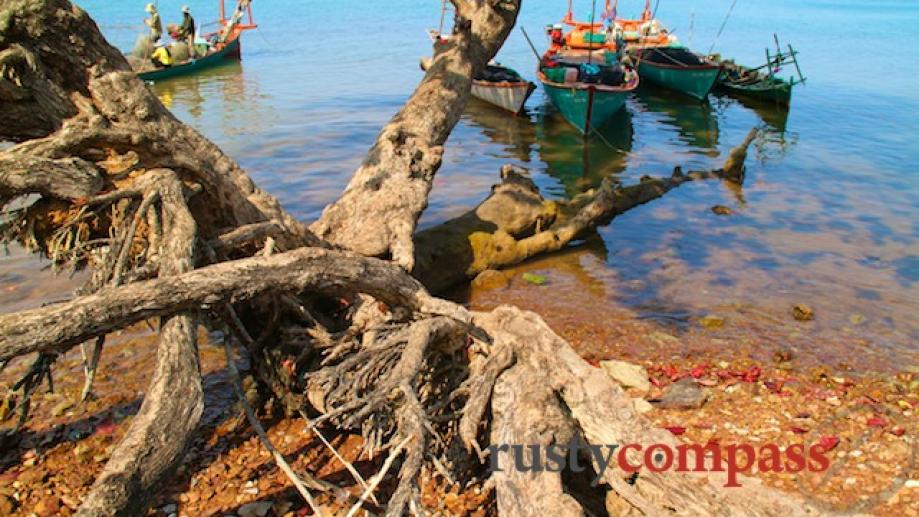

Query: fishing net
[476,65,523,83]
[131,35,155,59]
[169,42,190,63]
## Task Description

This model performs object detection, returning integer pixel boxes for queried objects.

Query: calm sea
[2,0,917,369]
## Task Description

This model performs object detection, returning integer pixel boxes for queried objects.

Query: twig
[299,409,378,505]
[345,435,412,517]
[222,337,325,516]
[111,189,160,286]
[80,335,104,402]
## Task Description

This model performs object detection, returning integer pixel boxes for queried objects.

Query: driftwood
[0,1,826,515]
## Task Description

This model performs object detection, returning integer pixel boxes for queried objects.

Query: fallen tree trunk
[478,306,823,516]
[0,247,465,362]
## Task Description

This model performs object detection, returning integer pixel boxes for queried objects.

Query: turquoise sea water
[2,0,917,368]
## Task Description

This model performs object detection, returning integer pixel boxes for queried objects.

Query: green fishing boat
[139,33,241,82]
[538,68,638,135]
[718,74,792,104]
[634,46,720,101]
[712,36,806,106]
[134,0,255,83]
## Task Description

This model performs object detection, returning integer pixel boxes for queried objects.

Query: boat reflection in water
[536,106,634,198]
[461,97,538,163]
[150,60,274,141]
[633,82,720,155]
[713,92,798,163]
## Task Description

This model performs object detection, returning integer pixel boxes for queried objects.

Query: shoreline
[2,310,917,515]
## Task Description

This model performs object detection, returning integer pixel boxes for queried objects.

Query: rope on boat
[708,0,738,55]
[646,46,691,67]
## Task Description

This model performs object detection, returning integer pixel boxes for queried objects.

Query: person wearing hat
[549,23,565,52]
[179,5,197,58]
[151,44,172,68]
[144,3,162,43]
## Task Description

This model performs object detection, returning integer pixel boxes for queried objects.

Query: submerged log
[414,131,754,292]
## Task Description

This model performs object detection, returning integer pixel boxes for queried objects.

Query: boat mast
[437,0,449,37]
[588,0,597,64]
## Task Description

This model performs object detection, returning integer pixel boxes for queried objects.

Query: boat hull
[471,80,536,114]
[718,80,792,105]
[138,35,241,82]
[541,78,632,134]
[638,60,720,101]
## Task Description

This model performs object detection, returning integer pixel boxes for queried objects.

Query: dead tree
[0,0,826,515]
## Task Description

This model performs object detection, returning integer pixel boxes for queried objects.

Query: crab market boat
[135,0,256,82]
[606,1,719,100]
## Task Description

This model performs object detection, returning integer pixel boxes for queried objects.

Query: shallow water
[2,0,917,370]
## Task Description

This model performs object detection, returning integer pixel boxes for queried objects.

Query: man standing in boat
[144,3,162,44]
[179,5,197,58]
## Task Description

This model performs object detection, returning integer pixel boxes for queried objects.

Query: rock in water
[792,304,814,321]
[711,205,733,215]
[699,314,725,329]
[653,378,708,410]
[471,269,509,290]
[600,360,651,395]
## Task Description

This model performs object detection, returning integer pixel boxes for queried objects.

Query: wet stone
[793,304,814,321]
[653,378,709,410]
[471,269,509,290]
[600,360,651,395]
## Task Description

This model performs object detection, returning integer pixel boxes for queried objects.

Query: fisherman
[548,23,565,52]
[151,44,172,68]
[178,5,197,58]
[144,3,162,43]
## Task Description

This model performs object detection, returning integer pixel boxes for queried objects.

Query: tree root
[77,171,202,516]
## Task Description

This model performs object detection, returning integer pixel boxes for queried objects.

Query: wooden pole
[520,27,542,63]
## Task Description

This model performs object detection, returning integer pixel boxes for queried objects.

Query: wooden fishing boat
[634,46,721,101]
[712,37,805,106]
[424,3,535,115]
[135,0,256,83]
[470,71,537,115]
[538,62,638,135]
[421,51,535,115]
[139,31,242,82]
[535,1,639,134]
